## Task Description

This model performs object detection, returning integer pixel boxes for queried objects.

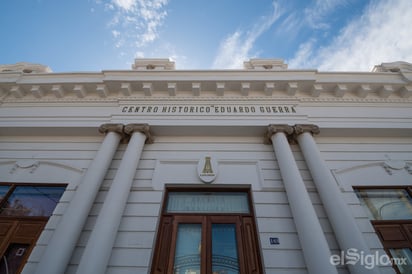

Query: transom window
[166,191,250,214]
[356,188,412,220]
[151,186,263,274]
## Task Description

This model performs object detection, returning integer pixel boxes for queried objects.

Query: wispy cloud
[304,0,349,29]
[289,0,412,71]
[100,0,168,52]
[212,1,283,69]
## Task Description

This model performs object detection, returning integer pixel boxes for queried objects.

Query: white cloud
[112,0,136,11]
[101,0,168,51]
[304,0,349,29]
[289,0,412,71]
[112,30,120,38]
[212,1,283,69]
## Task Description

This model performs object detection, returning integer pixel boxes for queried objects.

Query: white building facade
[0,59,412,274]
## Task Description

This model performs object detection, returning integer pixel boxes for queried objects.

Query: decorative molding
[11,85,24,98]
[168,82,177,96]
[400,86,412,98]
[120,83,132,96]
[294,124,320,136]
[241,82,250,96]
[333,160,412,177]
[357,84,371,98]
[52,85,65,98]
[382,161,412,176]
[2,79,412,101]
[310,84,322,97]
[264,124,294,144]
[73,85,86,98]
[379,85,393,98]
[31,85,45,98]
[264,82,274,96]
[9,160,40,174]
[142,82,152,96]
[124,123,154,144]
[244,59,287,70]
[7,160,84,174]
[333,161,412,192]
[373,61,412,73]
[0,62,52,73]
[216,82,225,96]
[96,84,108,98]
[132,58,175,70]
[98,123,124,135]
[192,82,201,96]
[299,97,411,103]
[287,82,298,96]
[405,164,412,175]
[334,84,347,97]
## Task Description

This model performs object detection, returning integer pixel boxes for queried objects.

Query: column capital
[124,123,154,144]
[294,124,320,136]
[264,124,294,144]
[98,123,124,135]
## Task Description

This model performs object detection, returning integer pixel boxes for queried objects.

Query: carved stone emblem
[197,156,218,183]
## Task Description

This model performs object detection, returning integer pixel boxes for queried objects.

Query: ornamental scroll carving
[264,124,320,144]
[264,124,294,144]
[293,124,320,136]
[124,123,154,144]
[98,123,126,142]
[98,123,153,144]
[98,123,124,135]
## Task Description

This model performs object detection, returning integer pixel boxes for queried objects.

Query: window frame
[0,182,67,220]
[354,185,412,274]
[151,184,263,274]
[0,182,67,274]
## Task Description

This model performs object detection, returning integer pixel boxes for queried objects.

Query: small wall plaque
[270,237,280,245]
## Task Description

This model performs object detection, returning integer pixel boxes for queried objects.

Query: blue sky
[1,0,412,72]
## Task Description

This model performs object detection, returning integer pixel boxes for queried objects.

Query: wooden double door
[0,219,46,274]
[151,187,263,274]
[151,214,262,274]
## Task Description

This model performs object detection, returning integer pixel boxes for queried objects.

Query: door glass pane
[356,189,412,220]
[389,248,412,273]
[212,224,240,274]
[166,192,249,214]
[0,243,30,274]
[174,224,201,274]
[0,186,66,217]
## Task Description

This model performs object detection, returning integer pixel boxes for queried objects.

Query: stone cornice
[124,123,154,144]
[0,69,411,100]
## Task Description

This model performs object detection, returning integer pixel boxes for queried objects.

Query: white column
[75,123,152,274]
[33,124,124,274]
[295,124,381,274]
[265,125,338,274]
